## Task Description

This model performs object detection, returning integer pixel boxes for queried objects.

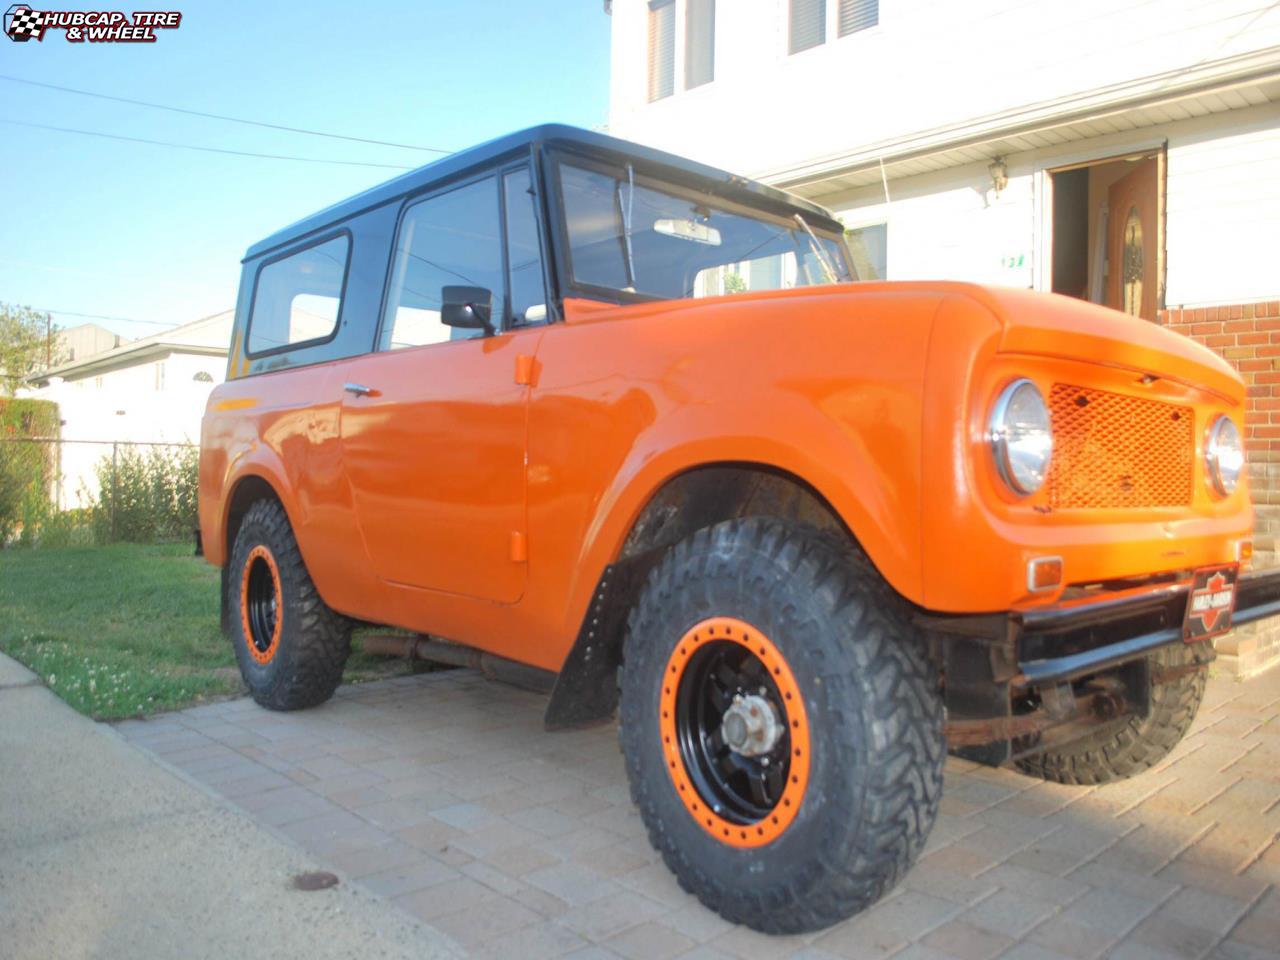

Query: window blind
[685,0,715,89]
[789,0,826,54]
[838,0,878,36]
[648,0,676,101]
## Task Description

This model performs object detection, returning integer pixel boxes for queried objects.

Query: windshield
[559,162,853,300]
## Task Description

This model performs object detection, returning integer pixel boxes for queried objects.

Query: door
[1105,156,1160,321]
[338,168,547,604]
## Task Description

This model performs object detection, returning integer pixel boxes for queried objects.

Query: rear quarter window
[248,234,350,355]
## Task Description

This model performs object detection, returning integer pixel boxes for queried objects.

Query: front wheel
[619,518,945,934]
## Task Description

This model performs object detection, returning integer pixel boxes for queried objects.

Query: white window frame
[786,0,880,57]
[646,0,716,102]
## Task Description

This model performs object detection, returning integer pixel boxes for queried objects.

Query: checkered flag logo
[4,4,45,42]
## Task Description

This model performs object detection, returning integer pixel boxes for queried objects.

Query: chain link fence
[0,437,198,548]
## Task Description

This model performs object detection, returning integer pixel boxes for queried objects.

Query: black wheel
[227,499,350,711]
[1015,640,1210,785]
[619,518,945,934]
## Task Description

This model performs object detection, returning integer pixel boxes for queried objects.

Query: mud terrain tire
[1015,640,1210,785]
[227,499,350,711]
[619,518,945,934]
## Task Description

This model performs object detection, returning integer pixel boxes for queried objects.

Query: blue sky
[0,0,611,340]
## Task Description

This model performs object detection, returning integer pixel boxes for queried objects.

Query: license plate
[1183,564,1239,641]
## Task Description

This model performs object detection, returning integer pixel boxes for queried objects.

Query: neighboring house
[608,0,1280,672]
[24,311,232,508]
[57,323,129,365]
[0,322,125,390]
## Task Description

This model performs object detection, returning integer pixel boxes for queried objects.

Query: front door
[338,169,545,604]
[1105,156,1160,321]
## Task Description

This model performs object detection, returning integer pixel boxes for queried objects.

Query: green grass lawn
[0,543,415,720]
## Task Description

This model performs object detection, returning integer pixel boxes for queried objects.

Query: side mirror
[442,285,495,335]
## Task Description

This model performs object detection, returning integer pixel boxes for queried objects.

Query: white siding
[1165,110,1280,306]
[822,102,1280,308]
[609,0,1280,179]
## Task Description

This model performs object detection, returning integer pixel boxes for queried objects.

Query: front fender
[532,290,947,646]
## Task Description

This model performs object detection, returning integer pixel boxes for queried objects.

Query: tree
[0,303,57,397]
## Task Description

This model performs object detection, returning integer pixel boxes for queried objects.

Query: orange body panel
[200,281,1252,674]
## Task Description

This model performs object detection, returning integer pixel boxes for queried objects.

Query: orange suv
[199,125,1280,933]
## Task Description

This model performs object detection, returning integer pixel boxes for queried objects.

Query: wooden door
[1105,157,1160,320]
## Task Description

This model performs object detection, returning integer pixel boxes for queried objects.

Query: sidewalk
[0,653,461,960]
[114,660,1280,960]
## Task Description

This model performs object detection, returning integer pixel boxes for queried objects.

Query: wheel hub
[720,693,783,757]
[658,617,811,847]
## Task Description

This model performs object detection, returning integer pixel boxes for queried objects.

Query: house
[24,311,232,507]
[57,323,129,365]
[607,0,1280,673]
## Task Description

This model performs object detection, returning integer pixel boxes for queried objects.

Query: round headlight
[989,379,1053,496]
[1206,415,1243,496]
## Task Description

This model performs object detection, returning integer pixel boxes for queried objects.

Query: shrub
[91,444,199,544]
[0,398,59,546]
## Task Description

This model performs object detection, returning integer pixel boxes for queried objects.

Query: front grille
[1045,383,1194,510]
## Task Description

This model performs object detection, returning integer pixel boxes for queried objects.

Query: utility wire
[0,74,454,154]
[32,307,178,329]
[0,117,415,170]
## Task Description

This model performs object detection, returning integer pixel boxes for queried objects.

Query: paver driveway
[117,664,1280,960]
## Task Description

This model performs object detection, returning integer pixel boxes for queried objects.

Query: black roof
[245,123,840,261]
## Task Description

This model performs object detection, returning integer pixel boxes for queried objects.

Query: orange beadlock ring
[239,544,282,665]
[659,616,811,848]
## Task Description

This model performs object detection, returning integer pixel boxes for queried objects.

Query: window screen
[789,0,825,53]
[648,0,675,101]
[248,235,348,354]
[838,0,877,36]
[381,178,506,350]
[685,0,714,89]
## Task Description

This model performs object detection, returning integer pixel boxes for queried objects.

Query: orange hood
[971,286,1243,405]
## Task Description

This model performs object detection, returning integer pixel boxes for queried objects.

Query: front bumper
[925,566,1280,765]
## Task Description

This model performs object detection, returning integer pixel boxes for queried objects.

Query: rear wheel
[1015,640,1210,785]
[619,518,945,934]
[227,499,350,710]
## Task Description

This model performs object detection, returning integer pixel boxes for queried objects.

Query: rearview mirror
[654,218,721,246]
[442,285,495,334]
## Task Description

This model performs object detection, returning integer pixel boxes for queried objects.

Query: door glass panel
[382,178,506,350]
[1121,207,1143,317]
[503,168,548,324]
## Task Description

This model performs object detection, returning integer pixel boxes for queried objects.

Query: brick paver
[117,664,1280,959]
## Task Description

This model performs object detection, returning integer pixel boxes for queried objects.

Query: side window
[248,235,348,355]
[382,177,506,351]
[503,168,548,324]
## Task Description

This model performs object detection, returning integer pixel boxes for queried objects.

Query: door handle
[343,382,375,397]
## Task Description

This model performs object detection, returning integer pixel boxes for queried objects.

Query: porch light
[988,157,1008,197]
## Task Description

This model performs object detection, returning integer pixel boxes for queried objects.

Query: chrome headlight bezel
[989,378,1053,497]
[1205,415,1243,497]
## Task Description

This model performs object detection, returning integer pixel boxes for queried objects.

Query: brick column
[1159,300,1280,675]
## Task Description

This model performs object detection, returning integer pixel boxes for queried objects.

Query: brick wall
[1158,298,1280,675]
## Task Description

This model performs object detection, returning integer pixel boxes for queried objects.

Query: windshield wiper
[793,213,839,285]
[615,163,637,290]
